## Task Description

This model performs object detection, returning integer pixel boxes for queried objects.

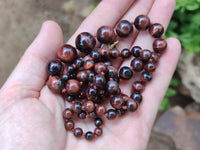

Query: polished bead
[140,49,152,62]
[153,39,167,53]
[132,81,144,93]
[65,95,75,102]
[131,46,141,58]
[105,66,118,80]
[117,108,126,117]
[61,74,70,83]
[119,66,133,80]
[66,79,80,95]
[151,52,159,63]
[86,72,94,82]
[65,120,74,130]
[107,81,119,95]
[74,58,84,68]
[110,95,124,109]
[47,76,64,93]
[126,99,138,112]
[85,131,94,141]
[84,55,93,61]
[90,50,101,62]
[121,48,131,59]
[95,62,107,74]
[134,15,150,30]
[47,60,63,76]
[95,118,103,127]
[110,48,120,59]
[106,109,117,120]
[141,72,152,82]
[116,20,133,37]
[78,111,87,119]
[95,105,106,115]
[94,128,103,136]
[97,26,115,43]
[93,74,106,89]
[77,91,86,99]
[130,58,144,72]
[121,94,130,102]
[149,23,164,38]
[75,32,96,54]
[63,108,74,119]
[73,102,82,113]
[98,47,111,59]
[57,44,77,63]
[84,100,95,113]
[73,128,83,137]
[76,70,88,82]
[144,62,156,72]
[86,86,98,100]
[130,93,142,104]
[89,111,97,119]
[84,60,94,70]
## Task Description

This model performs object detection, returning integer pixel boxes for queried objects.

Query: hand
[0,0,181,149]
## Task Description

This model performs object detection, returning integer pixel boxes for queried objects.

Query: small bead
[75,32,96,54]
[95,118,103,127]
[73,102,82,113]
[96,105,106,116]
[140,49,152,62]
[87,71,95,82]
[73,128,83,137]
[93,74,106,89]
[132,81,144,93]
[65,120,74,130]
[94,128,103,137]
[119,66,133,80]
[89,111,97,119]
[90,50,101,62]
[130,58,144,72]
[105,66,118,80]
[97,26,115,43]
[110,95,124,109]
[107,81,119,95]
[76,70,88,82]
[84,60,94,70]
[63,108,74,119]
[153,39,167,53]
[149,23,164,38]
[84,100,95,113]
[98,47,111,59]
[65,95,75,102]
[74,58,84,68]
[141,72,152,82]
[151,52,159,63]
[95,62,108,74]
[61,74,70,83]
[121,48,131,59]
[47,60,63,76]
[116,20,133,37]
[144,62,156,72]
[110,48,120,59]
[66,79,80,95]
[57,44,77,63]
[117,108,126,117]
[134,15,150,30]
[130,93,143,104]
[85,131,94,141]
[47,76,64,93]
[121,94,130,102]
[78,111,87,119]
[131,46,141,58]
[126,99,138,112]
[86,86,98,100]
[106,109,117,120]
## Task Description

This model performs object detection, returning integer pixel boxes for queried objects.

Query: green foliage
[165,0,200,53]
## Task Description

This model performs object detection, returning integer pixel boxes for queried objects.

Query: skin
[0,0,181,149]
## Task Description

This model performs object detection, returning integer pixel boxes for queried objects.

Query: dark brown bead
[73,128,83,137]
[149,23,164,38]
[74,58,84,68]
[73,102,82,113]
[89,111,97,118]
[140,49,152,62]
[90,50,101,62]
[47,76,64,93]
[98,47,111,59]
[131,46,141,58]
[117,108,126,117]
[105,66,118,80]
[95,105,106,115]
[86,86,98,100]
[121,94,130,102]
[121,48,131,59]
[78,111,87,119]
[119,66,133,80]
[110,95,124,109]
[134,15,150,30]
[84,100,95,113]
[130,58,144,72]
[65,120,74,130]
[93,74,106,89]
[130,93,142,104]
[97,26,115,43]
[116,20,133,37]
[75,32,96,54]
[126,99,138,112]
[47,60,63,76]
[153,39,167,53]
[107,81,119,95]
[151,52,159,63]
[132,81,144,93]
[106,109,117,120]
[87,71,95,82]
[94,128,103,136]
[84,60,94,70]
[63,108,74,119]
[65,95,75,102]
[110,48,120,59]
[66,79,80,95]
[85,131,94,141]
[95,118,103,127]
[57,44,77,63]
[95,62,107,74]
[76,70,88,82]
[141,72,152,82]
[64,65,76,74]
[144,62,156,72]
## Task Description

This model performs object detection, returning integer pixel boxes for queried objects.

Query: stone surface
[154,106,200,150]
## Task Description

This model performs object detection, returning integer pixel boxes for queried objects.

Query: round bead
[131,46,141,58]
[134,15,150,30]
[95,118,103,127]
[89,111,97,119]
[151,52,159,63]
[140,49,152,62]
[106,109,117,120]
[65,95,75,102]
[78,111,87,119]
[73,128,83,137]
[57,44,77,63]
[84,100,95,113]
[144,62,156,72]
[74,58,84,68]
[119,66,133,80]
[105,66,118,80]
[85,131,94,141]
[90,50,101,62]
[149,23,164,38]
[65,120,74,130]
[95,62,107,74]
[76,70,88,82]
[126,99,138,112]
[116,20,133,37]
[141,72,152,82]
[130,93,143,104]
[75,32,96,54]
[61,74,69,83]
[107,81,119,95]
[110,95,124,109]
[73,102,82,113]
[47,76,64,93]
[97,26,115,43]
[86,86,98,100]
[84,60,94,70]
[121,48,131,59]
[63,108,74,119]
[66,79,80,95]
[153,39,167,53]
[47,60,63,76]
[77,91,86,99]
[94,128,103,136]
[130,58,144,72]
[65,65,76,74]
[87,71,95,82]
[93,74,106,89]
[95,105,106,115]
[98,47,111,59]
[117,108,126,117]
[110,48,120,59]
[132,81,144,93]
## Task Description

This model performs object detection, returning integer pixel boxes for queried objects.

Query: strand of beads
[46,14,167,141]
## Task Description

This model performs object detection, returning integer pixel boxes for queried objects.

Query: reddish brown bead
[63,108,74,119]
[47,76,64,93]
[110,48,120,59]
[121,94,130,102]
[126,99,138,112]
[131,46,141,58]
[116,20,133,37]
[93,74,106,89]
[119,66,133,80]
[84,100,95,113]
[94,128,103,136]
[76,70,88,82]
[132,81,144,93]
[140,49,152,62]
[65,120,74,130]
[141,72,152,82]
[95,62,107,74]
[134,15,150,30]
[151,52,159,63]
[47,60,63,76]
[117,108,126,117]
[130,58,144,72]
[106,109,117,120]
[153,39,167,53]
[107,81,119,95]
[73,102,82,113]
[84,60,94,70]
[97,26,115,43]
[95,118,103,127]
[73,128,83,137]
[110,95,124,109]
[78,111,87,119]
[74,58,84,68]
[130,93,142,104]
[98,47,111,59]
[90,50,101,62]
[57,44,77,63]
[121,48,131,59]
[105,66,118,79]
[95,105,106,115]
[66,79,80,95]
[144,62,156,72]
[149,23,164,38]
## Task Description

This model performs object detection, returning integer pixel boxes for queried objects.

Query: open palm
[0,0,181,149]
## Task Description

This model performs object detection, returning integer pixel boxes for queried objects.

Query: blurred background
[0,0,199,149]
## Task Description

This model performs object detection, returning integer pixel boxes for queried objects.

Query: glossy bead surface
[130,58,144,72]
[140,49,152,62]
[121,48,131,59]
[116,20,133,37]
[73,102,82,113]
[78,111,87,119]
[65,95,75,102]
[66,79,80,95]
[84,60,94,70]
[84,100,95,113]
[134,15,150,30]
[149,23,164,38]
[130,93,142,104]
[117,108,126,117]
[97,26,115,43]
[107,81,119,95]
[75,32,96,54]
[110,48,120,59]
[76,70,88,82]
[153,39,167,53]
[105,66,118,80]
[141,72,152,82]
[144,62,156,72]
[86,86,98,100]
[87,71,95,82]
[94,128,103,136]
[106,109,117,120]
[95,105,106,115]
[93,74,106,89]
[47,60,63,76]
[98,47,111,59]
[57,44,77,63]
[95,62,107,74]
[131,46,141,58]
[126,99,138,112]
[151,52,159,63]
[74,58,84,68]
[132,81,144,93]
[47,76,64,93]
[73,128,83,137]
[90,50,101,62]
[89,111,97,119]
[85,131,94,141]
[95,118,103,127]
[119,66,133,80]
[65,120,74,130]
[63,108,74,119]
[110,95,124,109]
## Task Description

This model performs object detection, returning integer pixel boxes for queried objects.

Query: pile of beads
[46,14,167,141]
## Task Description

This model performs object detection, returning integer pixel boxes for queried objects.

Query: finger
[1,21,63,99]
